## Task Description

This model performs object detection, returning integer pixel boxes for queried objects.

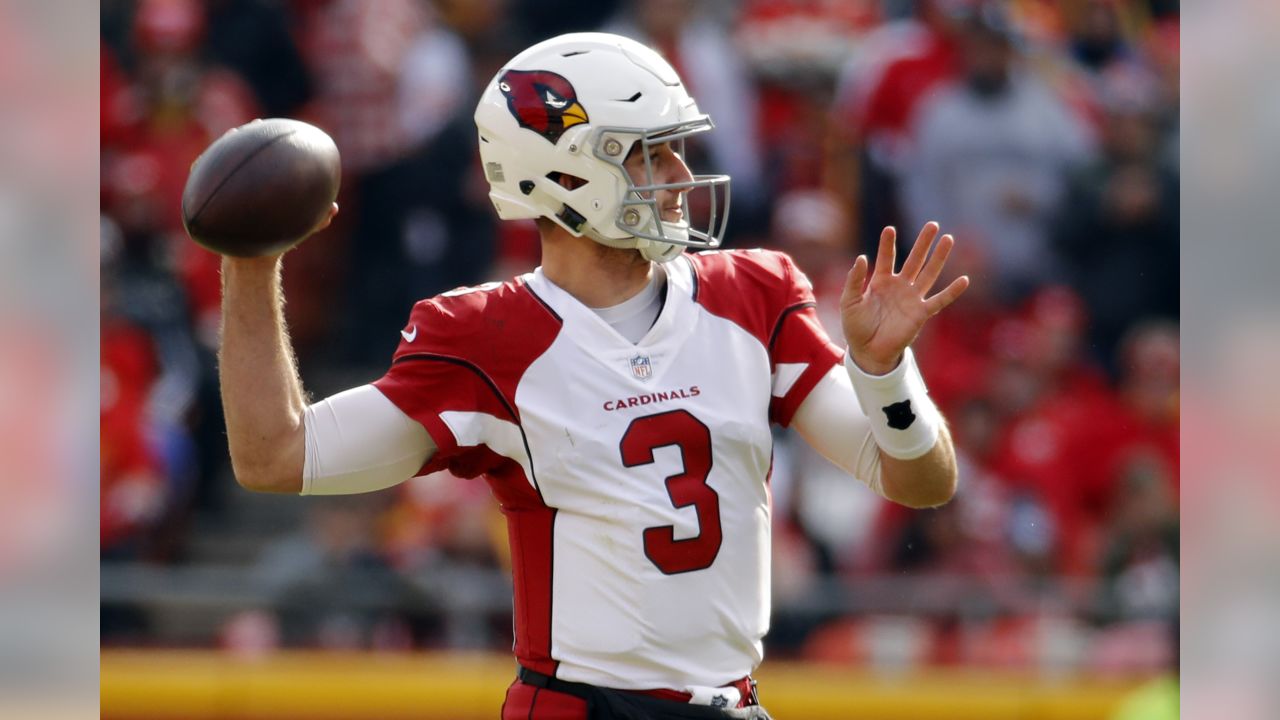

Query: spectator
[1056,65,1177,368]
[1066,0,1141,78]
[103,0,261,351]
[101,283,166,642]
[100,155,207,545]
[904,1,1094,299]
[737,0,876,81]
[101,293,166,559]
[252,496,427,649]
[1143,18,1179,173]
[112,0,261,231]
[1094,321,1180,495]
[760,75,844,201]
[203,0,314,117]
[830,0,966,244]
[291,0,428,175]
[738,0,879,206]
[911,234,1009,415]
[1095,457,1179,622]
[340,107,498,366]
[396,8,472,153]
[101,43,141,150]
[382,470,511,648]
[291,1,501,362]
[987,289,1117,574]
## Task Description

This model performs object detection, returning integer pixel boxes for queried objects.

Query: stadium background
[98,0,1179,718]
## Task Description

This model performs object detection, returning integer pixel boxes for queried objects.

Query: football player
[218,33,968,720]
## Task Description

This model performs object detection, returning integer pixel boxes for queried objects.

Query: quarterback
[218,33,968,720]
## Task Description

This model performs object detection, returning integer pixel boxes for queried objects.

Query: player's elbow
[878,455,958,509]
[227,424,306,494]
[890,473,957,509]
[232,459,303,494]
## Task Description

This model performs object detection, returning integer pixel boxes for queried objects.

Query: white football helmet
[474,32,731,263]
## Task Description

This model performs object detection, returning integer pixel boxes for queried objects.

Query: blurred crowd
[100,0,1179,675]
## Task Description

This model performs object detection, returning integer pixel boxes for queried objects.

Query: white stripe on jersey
[440,410,534,489]
[771,362,809,398]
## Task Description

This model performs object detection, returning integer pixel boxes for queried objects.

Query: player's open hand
[840,222,969,375]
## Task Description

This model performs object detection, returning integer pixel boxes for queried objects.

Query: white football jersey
[374,249,842,690]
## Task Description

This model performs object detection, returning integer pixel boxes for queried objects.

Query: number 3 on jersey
[619,410,722,574]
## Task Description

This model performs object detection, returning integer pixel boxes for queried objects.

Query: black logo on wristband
[882,400,916,430]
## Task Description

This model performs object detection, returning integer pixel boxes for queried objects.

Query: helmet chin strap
[634,219,689,262]
[583,218,688,263]
[635,237,683,263]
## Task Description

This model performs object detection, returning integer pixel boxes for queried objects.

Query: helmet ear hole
[547,172,589,190]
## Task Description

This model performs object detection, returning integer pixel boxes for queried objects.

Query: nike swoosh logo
[400,326,418,343]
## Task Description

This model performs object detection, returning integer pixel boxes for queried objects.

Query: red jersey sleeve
[688,250,844,427]
[764,254,844,426]
[371,280,562,477]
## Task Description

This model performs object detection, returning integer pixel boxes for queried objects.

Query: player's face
[623,140,694,224]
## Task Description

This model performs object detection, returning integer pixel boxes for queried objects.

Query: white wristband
[844,347,940,460]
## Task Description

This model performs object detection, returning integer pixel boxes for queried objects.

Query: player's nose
[659,145,694,186]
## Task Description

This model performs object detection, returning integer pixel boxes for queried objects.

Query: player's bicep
[301,384,437,496]
[791,366,885,496]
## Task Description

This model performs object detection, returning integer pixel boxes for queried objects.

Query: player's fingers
[901,221,939,280]
[915,234,954,294]
[873,226,896,277]
[842,255,869,303]
[924,275,970,316]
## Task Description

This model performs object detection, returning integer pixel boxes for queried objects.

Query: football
[181,118,341,258]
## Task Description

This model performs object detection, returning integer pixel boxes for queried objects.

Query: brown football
[181,118,341,257]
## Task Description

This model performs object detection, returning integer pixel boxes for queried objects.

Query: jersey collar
[522,256,701,384]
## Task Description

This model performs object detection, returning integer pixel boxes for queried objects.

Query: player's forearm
[878,426,958,508]
[796,350,959,508]
[217,257,306,493]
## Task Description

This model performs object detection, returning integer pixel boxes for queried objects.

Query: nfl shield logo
[629,354,652,380]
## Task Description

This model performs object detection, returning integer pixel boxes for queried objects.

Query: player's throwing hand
[840,222,970,375]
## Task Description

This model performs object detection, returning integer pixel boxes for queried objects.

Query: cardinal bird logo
[498,69,589,144]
